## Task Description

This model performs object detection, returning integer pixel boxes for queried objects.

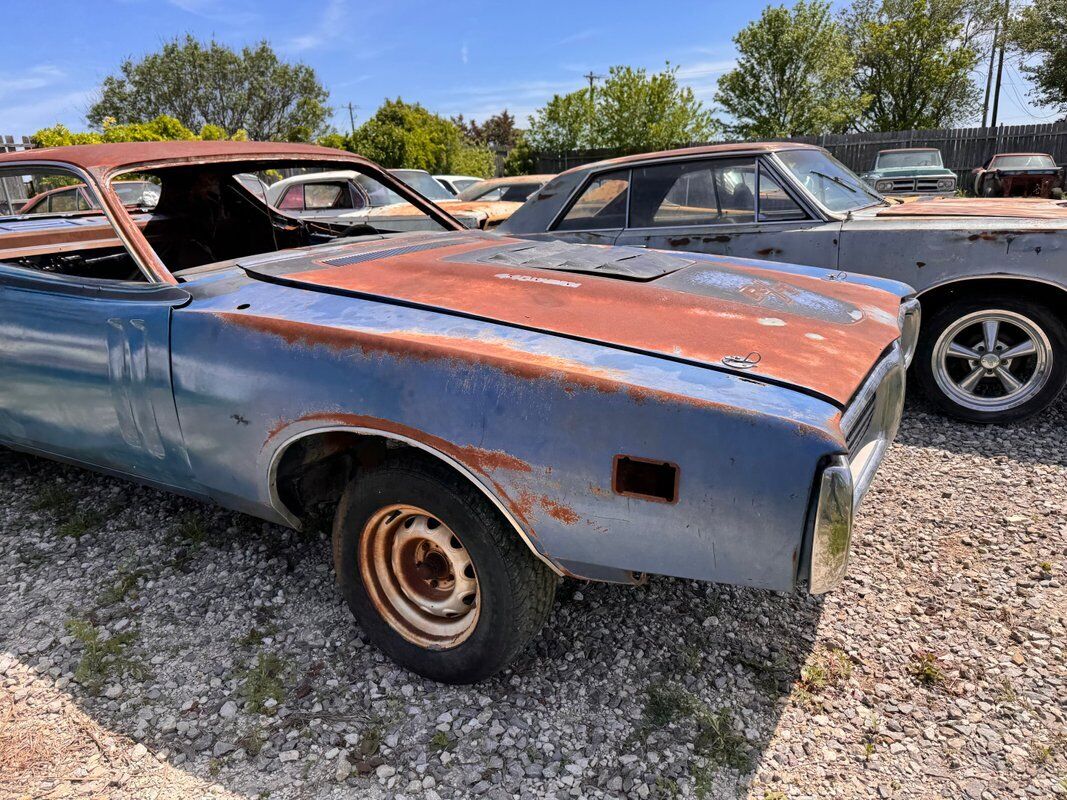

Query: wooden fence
[533,121,1067,187]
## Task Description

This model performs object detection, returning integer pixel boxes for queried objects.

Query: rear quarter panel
[170,273,847,590]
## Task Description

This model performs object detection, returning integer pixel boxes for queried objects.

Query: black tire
[332,451,557,683]
[979,176,1000,197]
[914,297,1067,424]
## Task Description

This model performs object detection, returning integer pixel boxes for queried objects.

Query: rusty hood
[875,196,1067,220]
[438,199,523,226]
[240,233,907,407]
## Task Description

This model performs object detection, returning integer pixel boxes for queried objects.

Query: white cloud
[284,0,348,53]
[554,29,596,47]
[0,65,66,100]
[460,43,469,65]
[0,88,95,134]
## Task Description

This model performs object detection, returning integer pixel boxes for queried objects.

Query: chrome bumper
[808,341,907,594]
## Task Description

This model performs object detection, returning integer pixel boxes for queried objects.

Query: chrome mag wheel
[932,309,1053,413]
[358,504,480,648]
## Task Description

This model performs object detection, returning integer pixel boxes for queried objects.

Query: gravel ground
[1,395,1064,800]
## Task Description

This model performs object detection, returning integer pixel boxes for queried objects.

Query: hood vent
[445,240,696,281]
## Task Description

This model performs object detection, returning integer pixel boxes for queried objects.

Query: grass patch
[907,652,945,686]
[31,484,75,515]
[65,618,144,693]
[1038,561,1053,575]
[173,512,208,544]
[96,564,148,607]
[56,509,104,540]
[429,731,455,752]
[798,647,853,694]
[355,724,382,759]
[238,623,279,648]
[238,725,266,757]
[238,653,288,713]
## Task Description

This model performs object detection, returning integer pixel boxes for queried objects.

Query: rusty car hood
[239,233,906,407]
[438,199,522,225]
[873,197,1067,220]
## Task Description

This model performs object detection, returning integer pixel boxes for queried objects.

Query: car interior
[0,161,445,284]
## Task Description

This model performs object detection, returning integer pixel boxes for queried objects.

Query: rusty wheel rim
[358,504,480,648]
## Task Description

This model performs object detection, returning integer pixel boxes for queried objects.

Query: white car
[434,174,482,195]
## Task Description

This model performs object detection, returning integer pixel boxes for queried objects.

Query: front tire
[979,176,1000,197]
[914,298,1067,424]
[332,452,557,683]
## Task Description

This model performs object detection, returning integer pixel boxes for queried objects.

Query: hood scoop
[445,240,697,281]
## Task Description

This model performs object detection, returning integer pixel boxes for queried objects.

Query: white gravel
[1,394,1064,799]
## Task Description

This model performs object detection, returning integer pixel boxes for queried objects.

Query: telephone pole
[583,71,603,146]
[346,102,359,136]
[982,18,999,126]
[990,0,1010,128]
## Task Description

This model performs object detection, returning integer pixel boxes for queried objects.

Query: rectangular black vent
[612,455,679,503]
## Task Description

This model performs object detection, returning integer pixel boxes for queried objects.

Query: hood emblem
[723,352,762,370]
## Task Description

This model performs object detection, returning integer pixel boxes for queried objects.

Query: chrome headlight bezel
[898,297,921,368]
[936,177,956,191]
[808,456,855,595]
[874,179,894,193]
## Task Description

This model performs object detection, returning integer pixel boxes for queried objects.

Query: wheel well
[918,278,1067,321]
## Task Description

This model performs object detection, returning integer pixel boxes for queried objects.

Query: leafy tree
[525,89,594,152]
[715,1,865,137]
[845,0,983,130]
[454,110,521,149]
[338,99,495,177]
[1009,0,1067,113]
[503,134,538,176]
[526,64,718,153]
[87,35,330,141]
[32,116,248,147]
[595,64,718,151]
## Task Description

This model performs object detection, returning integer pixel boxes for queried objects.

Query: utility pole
[990,0,1010,128]
[982,17,999,126]
[583,71,602,147]
[346,102,359,137]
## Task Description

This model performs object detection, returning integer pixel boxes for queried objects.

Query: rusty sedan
[502,143,1067,424]
[0,141,915,683]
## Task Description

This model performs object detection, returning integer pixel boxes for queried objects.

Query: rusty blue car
[0,142,916,682]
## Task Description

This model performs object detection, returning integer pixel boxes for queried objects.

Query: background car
[971,153,1064,198]
[18,179,160,214]
[861,148,957,196]
[502,142,1067,424]
[456,174,555,203]
[434,174,482,195]
[0,140,914,683]
[391,168,530,227]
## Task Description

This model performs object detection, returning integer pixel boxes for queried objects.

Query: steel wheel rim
[358,504,480,648]
[932,309,1052,412]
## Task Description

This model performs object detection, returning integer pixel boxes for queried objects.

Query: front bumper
[808,340,907,593]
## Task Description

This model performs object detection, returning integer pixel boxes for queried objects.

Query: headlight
[808,456,854,594]
[897,298,921,367]
[874,180,894,193]
[937,177,956,191]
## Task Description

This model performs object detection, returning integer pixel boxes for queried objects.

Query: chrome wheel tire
[916,298,1067,424]
[333,452,557,684]
[358,504,480,648]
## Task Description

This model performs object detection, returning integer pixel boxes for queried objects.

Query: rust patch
[517,490,579,525]
[756,247,783,256]
[879,197,1067,220]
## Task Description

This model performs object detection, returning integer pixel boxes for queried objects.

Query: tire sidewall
[914,297,1067,424]
[333,460,529,684]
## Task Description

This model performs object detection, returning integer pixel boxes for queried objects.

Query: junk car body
[432,174,481,195]
[971,152,1064,198]
[861,148,957,196]
[502,142,1067,424]
[0,141,915,682]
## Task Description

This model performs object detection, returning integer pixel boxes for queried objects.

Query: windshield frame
[771,148,884,217]
[990,154,1058,170]
[391,169,455,201]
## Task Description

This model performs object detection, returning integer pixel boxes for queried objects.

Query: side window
[304,182,351,210]
[630,159,757,228]
[757,167,807,221]
[277,185,305,211]
[0,166,146,282]
[555,170,630,231]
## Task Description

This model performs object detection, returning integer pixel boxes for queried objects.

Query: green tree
[87,35,330,141]
[845,0,983,130]
[1009,0,1067,113]
[525,89,595,152]
[595,64,718,151]
[32,116,247,148]
[340,99,495,177]
[715,1,865,137]
[503,134,538,176]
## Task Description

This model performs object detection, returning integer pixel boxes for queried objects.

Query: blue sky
[3,0,1057,137]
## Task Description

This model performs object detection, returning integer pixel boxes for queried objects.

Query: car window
[453,179,479,193]
[555,170,630,231]
[758,168,807,221]
[474,186,505,201]
[992,154,1057,169]
[0,166,146,282]
[49,189,80,213]
[277,185,304,211]
[776,149,882,213]
[500,183,538,202]
[392,170,454,201]
[629,159,757,228]
[304,182,352,210]
[113,181,160,208]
